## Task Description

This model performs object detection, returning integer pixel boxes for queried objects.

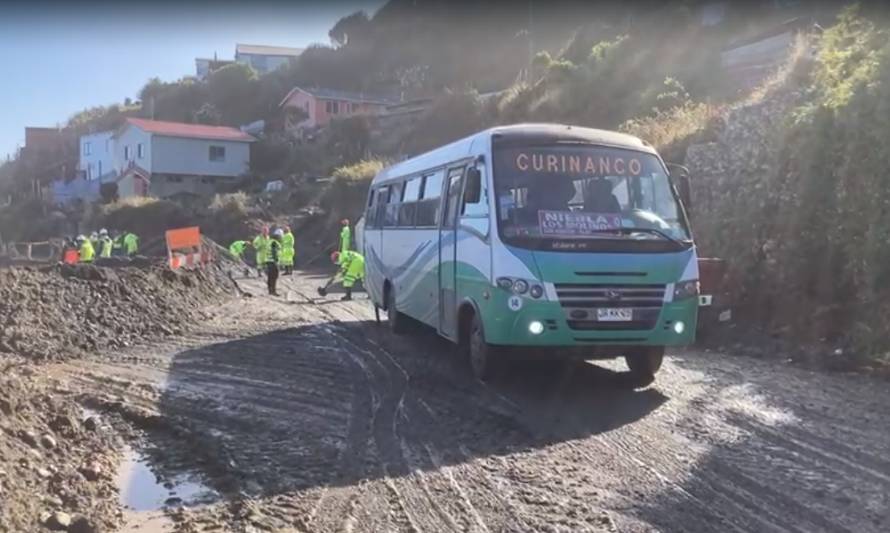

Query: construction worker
[331,250,364,301]
[98,229,113,258]
[339,219,351,254]
[77,235,95,264]
[112,231,125,256]
[252,227,270,278]
[280,226,295,275]
[123,232,139,256]
[89,232,100,256]
[266,229,283,296]
[228,239,252,277]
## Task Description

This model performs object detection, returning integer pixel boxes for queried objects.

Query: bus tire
[625,347,664,379]
[386,284,408,335]
[469,313,500,382]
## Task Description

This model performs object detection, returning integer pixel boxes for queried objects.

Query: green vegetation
[690,6,890,364]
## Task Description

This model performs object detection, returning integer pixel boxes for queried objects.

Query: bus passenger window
[416,170,444,227]
[384,182,404,227]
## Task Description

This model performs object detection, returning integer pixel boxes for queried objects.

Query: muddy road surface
[59,272,889,532]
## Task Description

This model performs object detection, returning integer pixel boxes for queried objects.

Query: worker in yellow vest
[280,226,295,275]
[77,235,95,264]
[252,227,270,278]
[339,219,351,254]
[331,250,364,301]
[98,229,113,258]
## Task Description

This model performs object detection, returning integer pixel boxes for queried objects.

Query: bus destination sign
[538,210,622,236]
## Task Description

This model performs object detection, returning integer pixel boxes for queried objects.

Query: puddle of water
[116,447,217,512]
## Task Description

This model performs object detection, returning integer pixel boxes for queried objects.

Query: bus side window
[384,182,404,227]
[442,167,465,229]
[416,170,444,227]
[373,186,389,228]
[399,176,422,227]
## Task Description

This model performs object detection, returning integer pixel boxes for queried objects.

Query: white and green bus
[361,124,698,381]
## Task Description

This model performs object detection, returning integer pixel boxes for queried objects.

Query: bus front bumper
[483,296,698,352]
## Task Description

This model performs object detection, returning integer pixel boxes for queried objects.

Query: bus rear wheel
[386,285,408,335]
[624,347,664,380]
[469,314,500,382]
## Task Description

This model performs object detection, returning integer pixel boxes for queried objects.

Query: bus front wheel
[624,347,664,380]
[469,314,500,382]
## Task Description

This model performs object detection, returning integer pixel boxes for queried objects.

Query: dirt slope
[53,274,890,533]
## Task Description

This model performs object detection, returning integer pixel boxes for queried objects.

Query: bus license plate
[596,308,633,321]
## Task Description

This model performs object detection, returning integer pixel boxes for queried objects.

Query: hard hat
[76,235,86,242]
[272,228,284,238]
[99,228,108,236]
[330,251,341,264]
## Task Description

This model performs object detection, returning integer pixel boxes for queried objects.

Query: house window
[325,101,332,113]
[351,103,358,113]
[87,163,93,180]
[209,145,226,162]
[137,143,144,159]
[124,146,131,160]
[326,100,339,114]
[83,142,91,156]
[98,161,102,177]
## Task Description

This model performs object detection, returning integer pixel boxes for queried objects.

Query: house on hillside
[112,118,255,199]
[235,44,303,75]
[279,86,394,138]
[78,131,114,181]
[53,119,255,204]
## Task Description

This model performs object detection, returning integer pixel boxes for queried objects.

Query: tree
[329,11,372,47]
[207,63,259,125]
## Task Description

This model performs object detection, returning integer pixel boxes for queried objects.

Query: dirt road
[60,272,889,532]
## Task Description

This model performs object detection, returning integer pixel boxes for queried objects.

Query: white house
[112,118,255,199]
[235,44,303,75]
[79,130,115,181]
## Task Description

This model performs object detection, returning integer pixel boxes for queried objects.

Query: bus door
[438,166,466,339]
[366,185,389,305]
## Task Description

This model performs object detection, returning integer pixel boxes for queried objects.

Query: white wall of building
[151,136,250,177]
[113,126,153,175]
[79,131,115,180]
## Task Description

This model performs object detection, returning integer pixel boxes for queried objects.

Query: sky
[0,0,385,160]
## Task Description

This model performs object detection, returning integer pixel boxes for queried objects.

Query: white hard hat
[76,235,86,241]
[272,228,284,237]
[99,228,108,235]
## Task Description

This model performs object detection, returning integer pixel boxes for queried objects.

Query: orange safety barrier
[165,226,210,270]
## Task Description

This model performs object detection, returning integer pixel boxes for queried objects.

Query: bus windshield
[493,144,691,250]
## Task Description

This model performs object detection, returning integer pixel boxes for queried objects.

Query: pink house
[279,87,393,136]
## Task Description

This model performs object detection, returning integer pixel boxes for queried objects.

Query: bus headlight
[529,284,544,299]
[528,320,544,335]
[496,277,513,290]
[673,280,699,300]
[673,321,686,334]
[513,279,529,294]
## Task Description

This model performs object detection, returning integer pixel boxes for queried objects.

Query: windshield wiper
[593,227,686,247]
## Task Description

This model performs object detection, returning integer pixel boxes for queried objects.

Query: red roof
[125,118,255,142]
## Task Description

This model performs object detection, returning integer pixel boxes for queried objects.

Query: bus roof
[373,123,656,185]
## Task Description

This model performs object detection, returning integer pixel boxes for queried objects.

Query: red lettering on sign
[532,154,544,171]
[614,158,626,175]
[629,158,642,175]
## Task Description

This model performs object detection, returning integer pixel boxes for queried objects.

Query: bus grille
[554,283,665,331]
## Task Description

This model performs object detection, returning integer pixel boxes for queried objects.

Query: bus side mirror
[465,167,482,204]
[667,163,692,213]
